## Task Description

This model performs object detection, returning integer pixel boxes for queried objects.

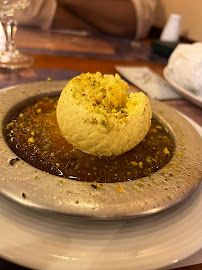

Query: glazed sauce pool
[5,97,175,183]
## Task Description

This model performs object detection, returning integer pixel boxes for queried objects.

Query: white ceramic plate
[0,117,201,270]
[163,67,202,108]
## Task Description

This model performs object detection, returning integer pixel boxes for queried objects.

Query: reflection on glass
[0,0,34,69]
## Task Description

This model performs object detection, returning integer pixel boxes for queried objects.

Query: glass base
[0,50,34,69]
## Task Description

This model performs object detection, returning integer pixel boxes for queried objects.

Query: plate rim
[163,66,202,108]
[0,182,201,270]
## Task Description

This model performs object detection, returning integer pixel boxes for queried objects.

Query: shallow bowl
[0,81,201,219]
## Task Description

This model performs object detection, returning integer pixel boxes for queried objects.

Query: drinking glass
[0,0,34,69]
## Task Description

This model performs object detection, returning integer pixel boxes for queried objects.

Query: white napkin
[166,42,202,97]
[0,22,6,52]
[115,65,181,100]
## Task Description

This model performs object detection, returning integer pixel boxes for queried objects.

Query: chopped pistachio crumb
[28,137,35,143]
[163,147,170,155]
[75,163,80,169]
[146,156,152,163]
[93,182,102,188]
[131,161,138,166]
[139,162,143,168]
[47,77,51,82]
[56,163,60,167]
[7,122,14,127]
[156,125,162,129]
[136,181,145,187]
[37,108,42,113]
[174,151,184,156]
[116,186,123,193]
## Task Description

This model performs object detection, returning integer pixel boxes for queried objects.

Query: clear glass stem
[2,11,17,56]
[0,1,34,69]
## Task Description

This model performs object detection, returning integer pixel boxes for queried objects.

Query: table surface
[0,27,201,270]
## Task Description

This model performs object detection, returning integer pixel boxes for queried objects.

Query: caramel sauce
[5,97,175,183]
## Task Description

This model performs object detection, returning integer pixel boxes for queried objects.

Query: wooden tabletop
[0,27,201,270]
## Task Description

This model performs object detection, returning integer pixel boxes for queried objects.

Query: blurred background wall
[153,0,202,41]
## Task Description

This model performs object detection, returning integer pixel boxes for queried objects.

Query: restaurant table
[0,27,201,270]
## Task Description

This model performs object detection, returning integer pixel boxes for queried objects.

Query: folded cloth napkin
[166,42,202,97]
